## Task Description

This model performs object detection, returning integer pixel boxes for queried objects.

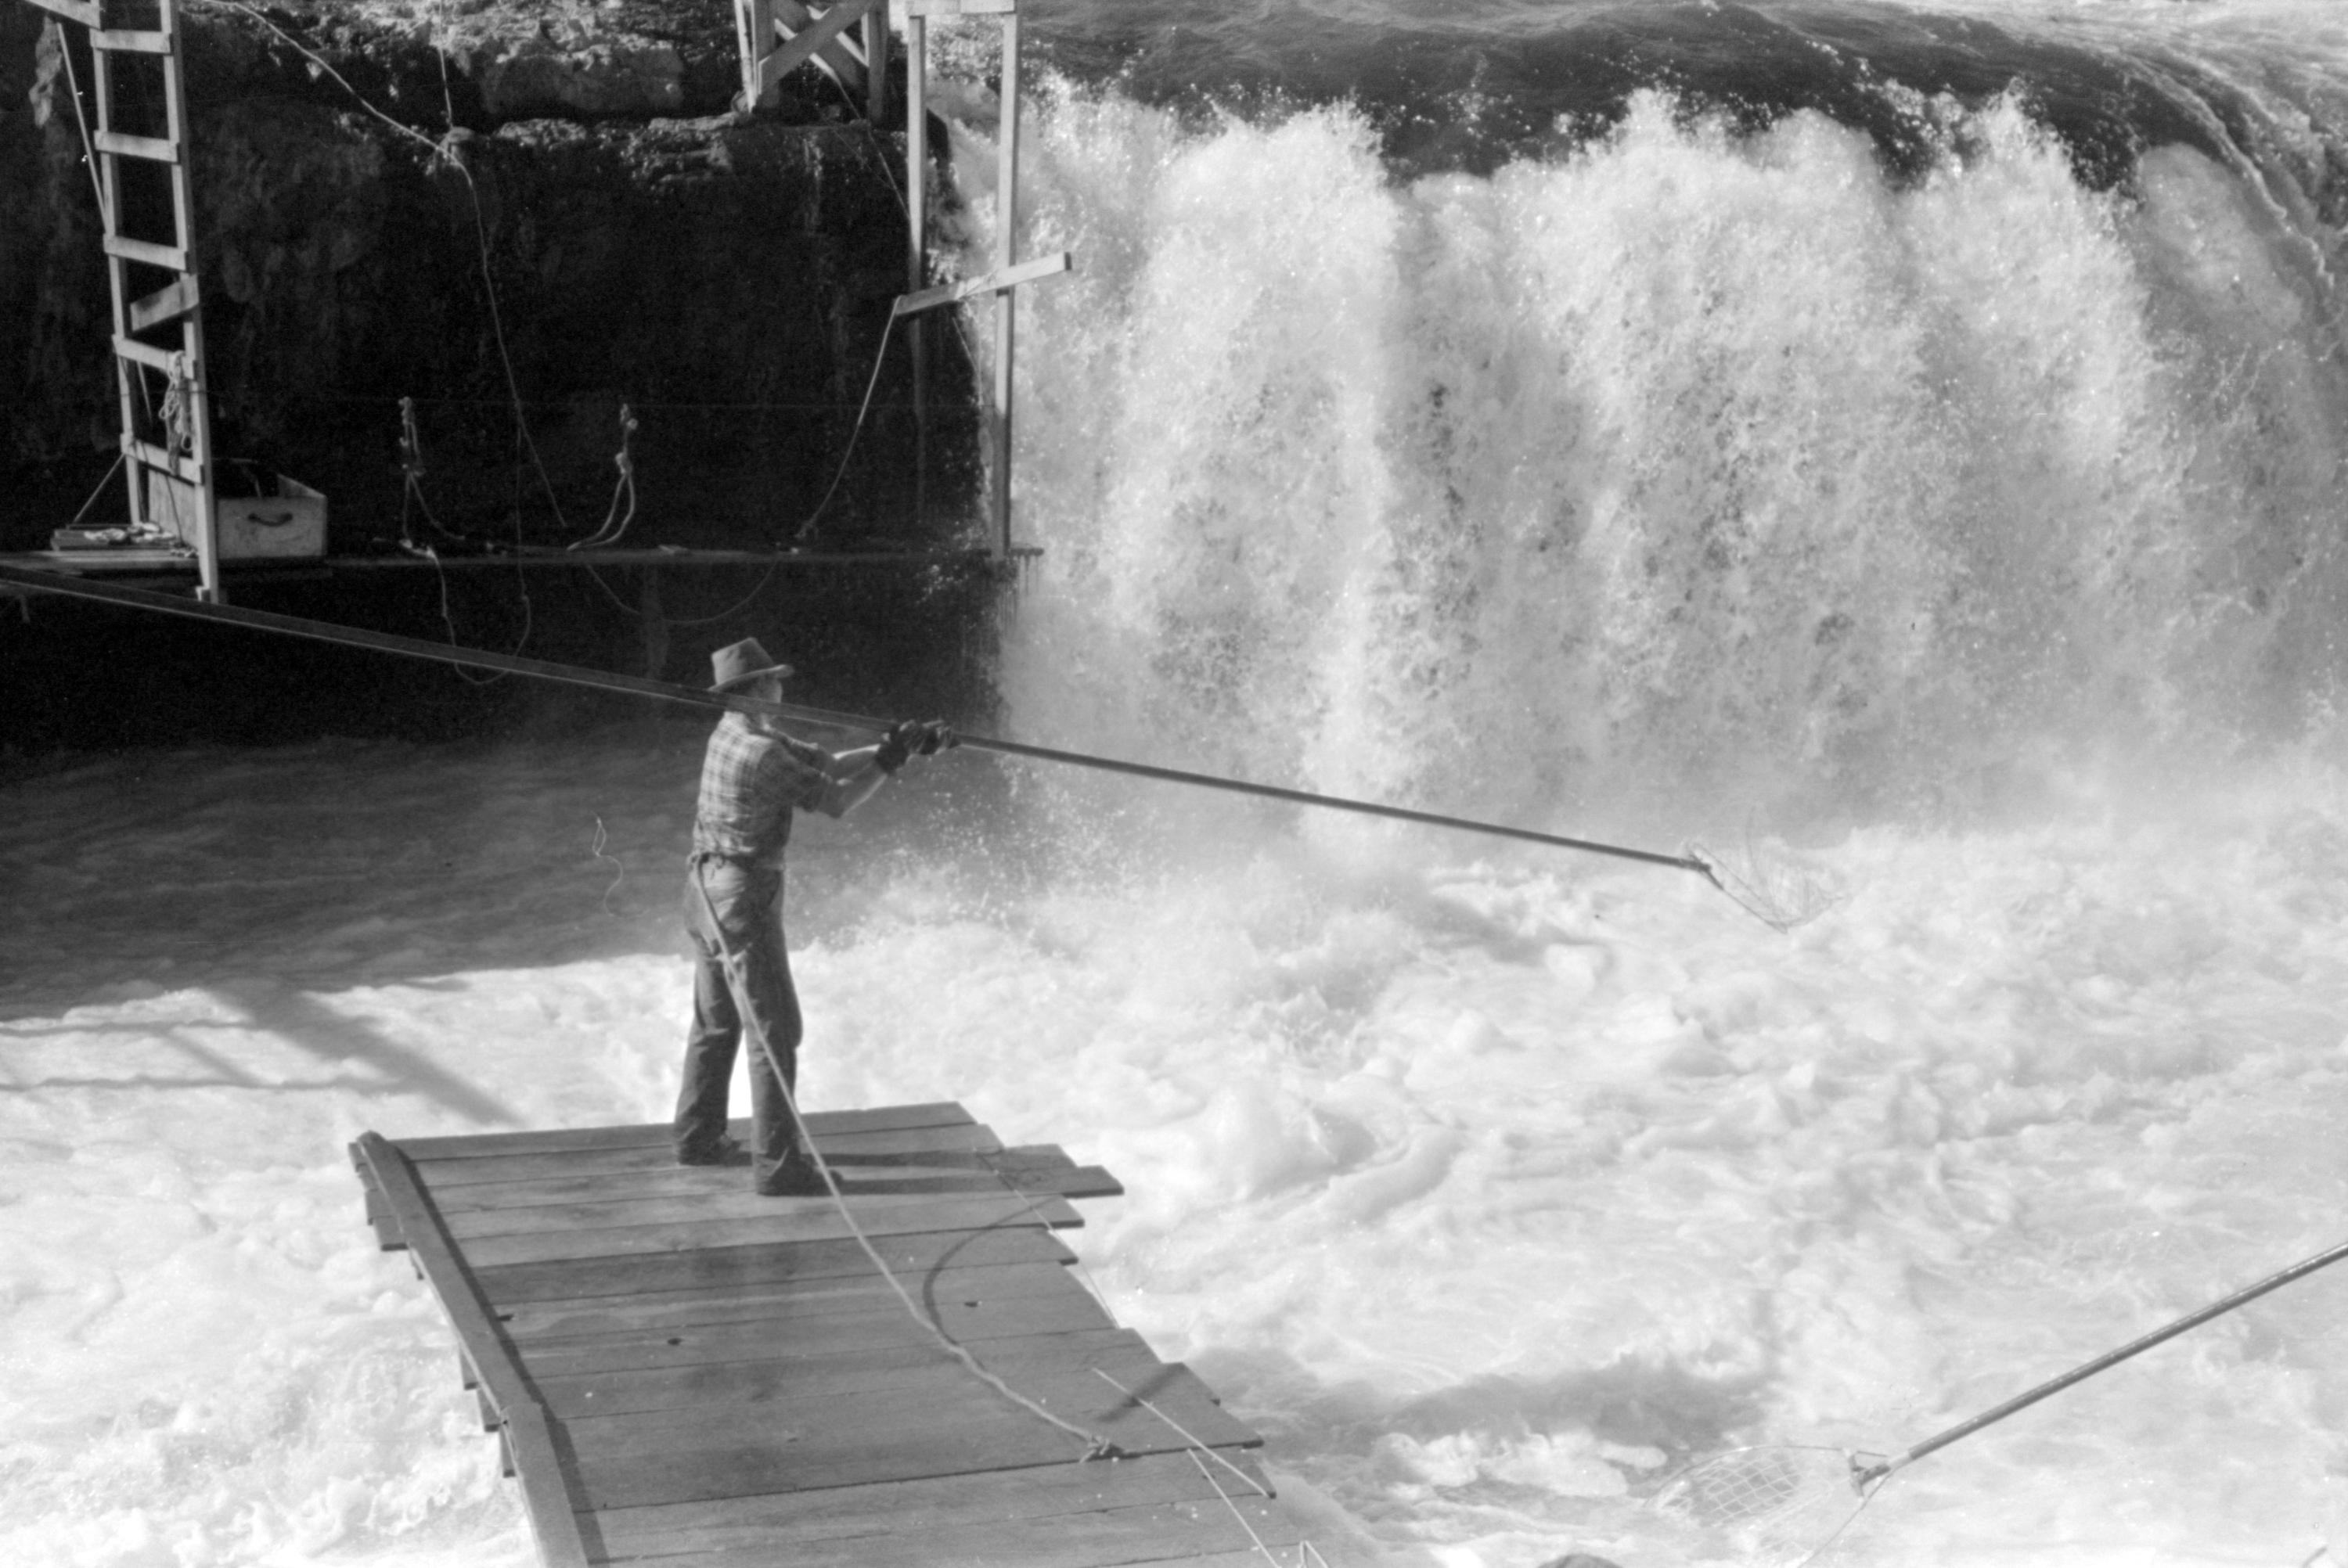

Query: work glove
[915,720,957,756]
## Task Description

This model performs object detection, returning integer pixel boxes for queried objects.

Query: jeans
[676,854,803,1185]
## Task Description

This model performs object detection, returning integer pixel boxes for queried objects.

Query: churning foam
[964,83,2347,838]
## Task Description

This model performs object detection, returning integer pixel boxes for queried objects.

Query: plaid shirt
[690,712,835,865]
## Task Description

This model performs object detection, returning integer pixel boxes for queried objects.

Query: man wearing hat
[676,635,950,1196]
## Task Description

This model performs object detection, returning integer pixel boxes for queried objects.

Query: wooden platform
[351,1102,1320,1567]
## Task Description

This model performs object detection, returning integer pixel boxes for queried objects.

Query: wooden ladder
[35,0,221,600]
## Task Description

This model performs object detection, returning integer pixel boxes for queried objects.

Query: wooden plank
[569,1422,1260,1515]
[997,1163,1123,1200]
[564,1361,1250,1455]
[92,27,176,53]
[128,275,200,333]
[352,1134,594,1568]
[95,128,178,164]
[587,1448,1273,1561]
[110,333,180,372]
[465,1213,1027,1270]
[901,0,1017,13]
[535,1329,1160,1419]
[397,1160,1106,1222]
[566,1370,1259,1512]
[861,0,888,124]
[392,1102,973,1162]
[894,250,1071,317]
[499,1258,1089,1340]
[103,234,188,273]
[515,1286,1119,1377]
[123,433,203,485]
[412,1119,1004,1189]
[23,0,102,27]
[627,1488,1303,1568]
[437,1185,1081,1243]
[350,1157,407,1251]
[409,1157,1027,1215]
[450,1192,1082,1269]
[1081,1553,1313,1568]
[472,1225,1072,1306]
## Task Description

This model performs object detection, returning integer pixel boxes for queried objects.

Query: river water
[5,0,2348,1563]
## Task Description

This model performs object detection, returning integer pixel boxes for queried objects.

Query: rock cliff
[0,0,981,554]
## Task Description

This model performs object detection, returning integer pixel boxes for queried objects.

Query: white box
[148,471,327,559]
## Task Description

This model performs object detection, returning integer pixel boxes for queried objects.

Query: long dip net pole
[0,563,1723,885]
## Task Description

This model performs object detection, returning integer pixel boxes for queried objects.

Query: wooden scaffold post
[893,0,1068,560]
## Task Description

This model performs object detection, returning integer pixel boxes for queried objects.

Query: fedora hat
[711,637,794,692]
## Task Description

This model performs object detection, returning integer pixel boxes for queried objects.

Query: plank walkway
[351,1102,1320,1567]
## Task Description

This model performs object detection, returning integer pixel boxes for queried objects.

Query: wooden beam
[395,1157,1105,1220]
[893,250,1071,318]
[989,5,1021,556]
[392,1102,973,1162]
[901,0,1016,13]
[560,1361,1250,1452]
[588,1445,1271,1561]
[127,275,200,333]
[471,1224,1073,1304]
[642,1488,1303,1568]
[23,0,102,27]
[121,434,202,485]
[459,1193,1085,1268]
[497,1257,1092,1340]
[110,333,178,372]
[351,1134,595,1568]
[92,27,175,52]
[515,1289,1121,1378]
[564,1387,1260,1512]
[434,1185,1082,1243]
[409,1120,1005,1191]
[102,233,187,272]
[861,0,888,124]
[752,0,877,102]
[532,1328,1161,1419]
[95,128,178,164]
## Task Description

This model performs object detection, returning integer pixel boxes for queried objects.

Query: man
[676,635,950,1196]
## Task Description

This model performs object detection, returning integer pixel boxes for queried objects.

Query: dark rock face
[0,2,999,750]
[1,1,975,556]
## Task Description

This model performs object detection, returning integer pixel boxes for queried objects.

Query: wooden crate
[147,470,326,559]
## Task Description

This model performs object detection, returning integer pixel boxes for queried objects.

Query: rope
[571,305,902,619]
[589,817,625,916]
[568,404,639,552]
[394,394,528,685]
[1185,1450,1283,1564]
[690,861,1125,1463]
[1093,1367,1269,1500]
[68,452,126,527]
[794,311,899,545]
[398,395,462,545]
[52,23,109,215]
[158,352,194,455]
